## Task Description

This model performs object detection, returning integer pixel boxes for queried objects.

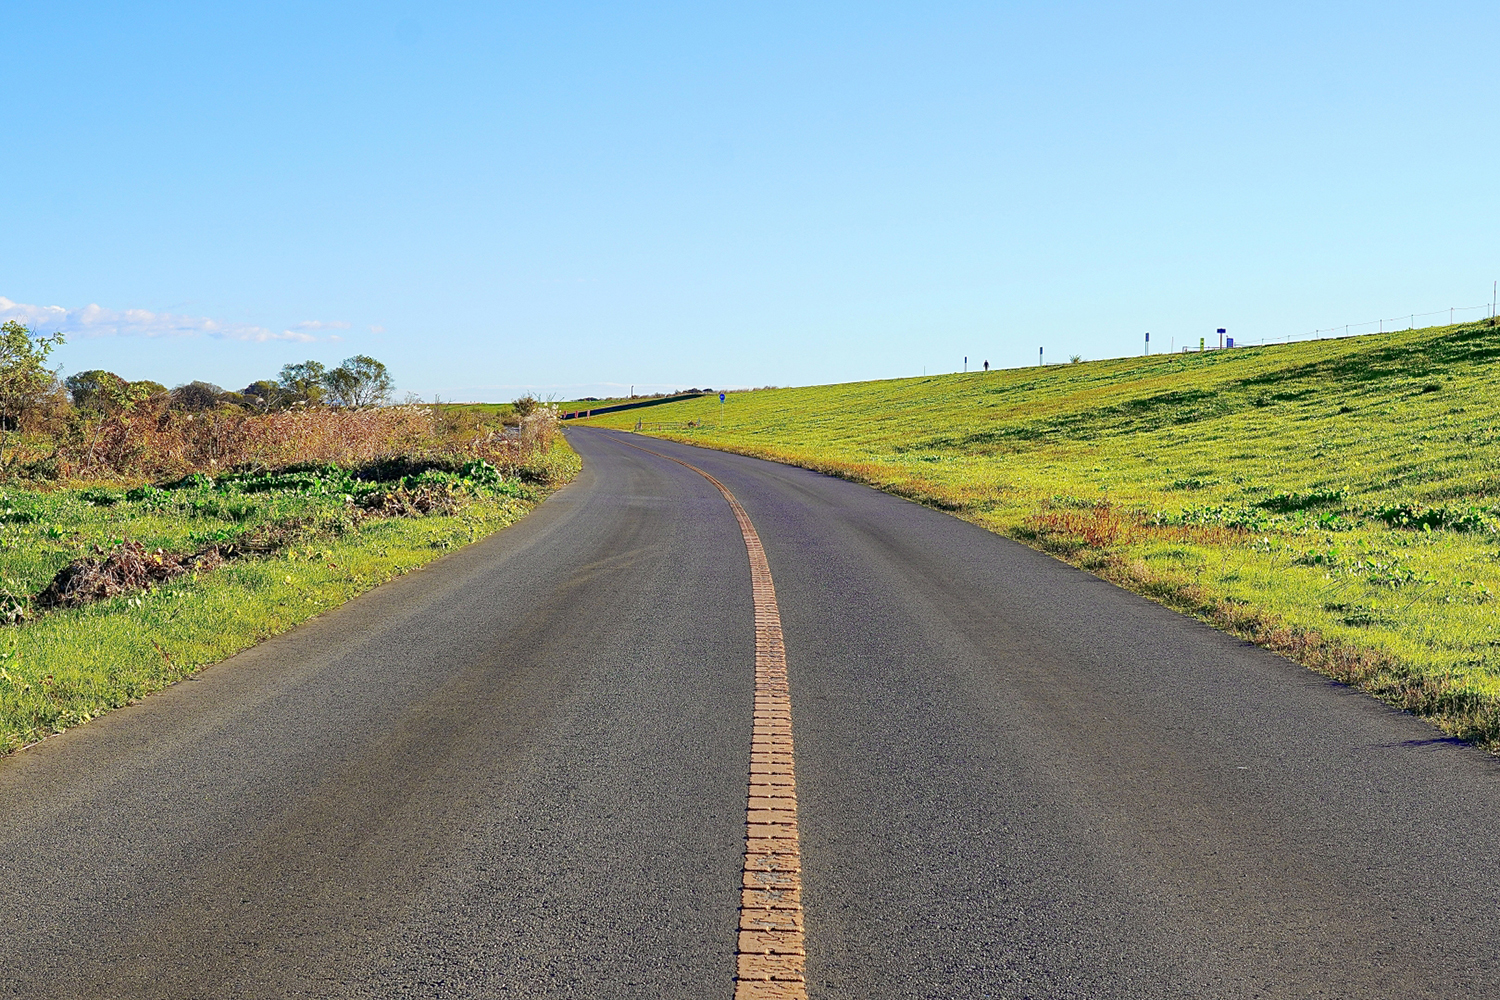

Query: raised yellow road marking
[616,439,807,999]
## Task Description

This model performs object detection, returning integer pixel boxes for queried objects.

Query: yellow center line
[615,438,808,999]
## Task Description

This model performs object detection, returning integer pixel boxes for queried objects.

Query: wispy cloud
[0,297,335,343]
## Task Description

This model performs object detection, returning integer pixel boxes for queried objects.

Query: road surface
[1,427,1497,998]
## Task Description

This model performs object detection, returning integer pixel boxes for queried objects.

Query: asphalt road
[2,427,1498,998]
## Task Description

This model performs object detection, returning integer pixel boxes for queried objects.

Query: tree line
[2,320,394,422]
[68,355,394,414]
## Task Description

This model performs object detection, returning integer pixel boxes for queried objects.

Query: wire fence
[1245,299,1497,349]
[1144,298,1497,355]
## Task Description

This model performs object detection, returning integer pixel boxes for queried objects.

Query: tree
[240,379,285,410]
[511,394,539,418]
[131,380,169,402]
[322,355,392,408]
[67,373,155,472]
[0,321,64,465]
[64,370,130,412]
[277,360,327,406]
[170,381,226,412]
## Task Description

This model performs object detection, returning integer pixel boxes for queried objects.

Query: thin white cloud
[292,320,351,331]
[0,296,329,343]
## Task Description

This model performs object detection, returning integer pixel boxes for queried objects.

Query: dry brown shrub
[459,406,560,474]
[57,405,435,479]
[359,483,464,518]
[35,542,226,611]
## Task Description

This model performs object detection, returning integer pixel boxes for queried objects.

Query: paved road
[2,427,1498,998]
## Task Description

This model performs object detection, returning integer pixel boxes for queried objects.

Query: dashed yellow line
[616,439,807,999]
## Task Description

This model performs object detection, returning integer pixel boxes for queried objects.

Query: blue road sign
[719,392,726,403]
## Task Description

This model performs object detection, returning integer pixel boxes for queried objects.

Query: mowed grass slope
[583,322,1500,746]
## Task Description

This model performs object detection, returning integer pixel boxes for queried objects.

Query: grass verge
[580,322,1500,749]
[0,441,581,755]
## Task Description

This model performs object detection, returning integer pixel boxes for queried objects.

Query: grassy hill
[579,321,1500,747]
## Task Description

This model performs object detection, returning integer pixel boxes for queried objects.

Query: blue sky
[3,2,1497,400]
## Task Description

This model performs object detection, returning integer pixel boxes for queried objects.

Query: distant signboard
[719,392,726,403]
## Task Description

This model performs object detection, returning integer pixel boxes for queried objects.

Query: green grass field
[581,322,1500,747]
[0,441,580,754]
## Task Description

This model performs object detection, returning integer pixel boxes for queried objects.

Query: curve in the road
[616,439,807,999]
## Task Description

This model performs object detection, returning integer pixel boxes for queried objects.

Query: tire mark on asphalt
[615,438,807,999]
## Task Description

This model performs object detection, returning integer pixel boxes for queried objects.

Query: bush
[54,406,434,479]
[170,381,228,412]
[64,370,130,412]
[0,321,63,465]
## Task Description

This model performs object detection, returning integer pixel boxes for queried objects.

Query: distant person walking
[983,360,990,372]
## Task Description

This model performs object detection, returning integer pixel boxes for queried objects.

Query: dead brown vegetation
[1021,502,1244,551]
[357,483,465,518]
[43,406,433,479]
[35,542,227,611]
[6,398,562,483]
